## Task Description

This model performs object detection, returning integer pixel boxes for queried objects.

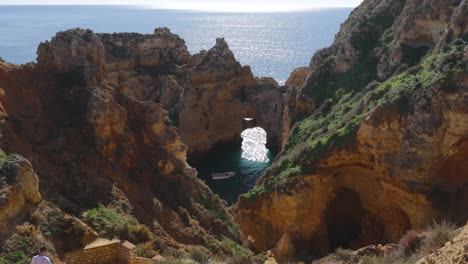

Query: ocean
[0,5,351,203]
[0,5,351,83]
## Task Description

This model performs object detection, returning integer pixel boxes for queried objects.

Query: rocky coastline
[0,0,467,263]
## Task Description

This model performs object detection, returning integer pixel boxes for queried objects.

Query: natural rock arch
[177,38,285,157]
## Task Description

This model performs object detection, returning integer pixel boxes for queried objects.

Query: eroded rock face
[285,67,310,87]
[179,38,285,155]
[0,25,289,258]
[0,28,249,254]
[100,28,190,73]
[377,0,467,79]
[236,0,468,260]
[0,154,42,226]
[97,32,284,156]
[237,82,468,261]
[37,29,106,85]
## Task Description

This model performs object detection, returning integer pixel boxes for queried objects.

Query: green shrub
[220,236,251,257]
[198,193,239,238]
[243,39,468,199]
[83,204,152,243]
[226,255,262,264]
[334,248,354,260]
[163,247,185,258]
[155,257,195,264]
[360,255,381,264]
[318,247,355,263]
[135,242,158,258]
[0,224,55,264]
[189,246,210,264]
[0,150,14,196]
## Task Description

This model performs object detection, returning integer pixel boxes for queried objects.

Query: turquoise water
[189,128,274,204]
[0,5,351,202]
[0,5,351,83]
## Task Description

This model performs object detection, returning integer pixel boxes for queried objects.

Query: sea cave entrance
[188,126,274,204]
[326,188,364,250]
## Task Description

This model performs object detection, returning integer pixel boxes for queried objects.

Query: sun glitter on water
[241,127,270,163]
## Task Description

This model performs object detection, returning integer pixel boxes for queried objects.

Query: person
[30,246,52,264]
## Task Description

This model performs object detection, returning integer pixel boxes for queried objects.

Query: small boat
[211,171,236,180]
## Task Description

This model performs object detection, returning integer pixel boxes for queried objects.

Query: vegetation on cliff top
[0,149,9,196]
[83,204,153,243]
[0,224,56,264]
[242,39,467,201]
[315,221,460,264]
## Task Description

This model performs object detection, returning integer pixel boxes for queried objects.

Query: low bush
[419,221,458,256]
[163,247,185,259]
[226,254,264,264]
[220,236,251,257]
[0,224,55,264]
[360,255,380,264]
[154,257,195,264]
[317,247,354,263]
[315,220,461,264]
[398,230,421,256]
[83,204,152,243]
[189,246,210,264]
[135,241,159,258]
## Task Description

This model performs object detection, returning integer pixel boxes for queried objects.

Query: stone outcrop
[0,83,42,227]
[0,153,42,226]
[416,223,468,264]
[236,0,468,261]
[37,29,106,85]
[237,83,467,254]
[179,38,284,155]
[0,28,257,257]
[285,67,310,87]
[377,0,467,79]
[0,24,287,260]
[101,27,190,73]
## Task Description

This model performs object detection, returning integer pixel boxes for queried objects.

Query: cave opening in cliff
[432,142,468,222]
[325,188,364,250]
[188,126,273,205]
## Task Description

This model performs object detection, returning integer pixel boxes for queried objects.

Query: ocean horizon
[0,5,351,83]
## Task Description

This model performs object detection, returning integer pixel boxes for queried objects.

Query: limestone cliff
[0,1,466,263]
[0,85,41,227]
[0,152,41,226]
[236,0,468,261]
[179,38,284,155]
[0,28,265,261]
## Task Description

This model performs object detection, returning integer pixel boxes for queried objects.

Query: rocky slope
[0,27,283,263]
[0,151,41,227]
[0,0,466,263]
[312,221,466,264]
[416,223,468,264]
[235,0,468,261]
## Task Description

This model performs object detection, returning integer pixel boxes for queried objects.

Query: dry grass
[314,221,460,264]
[419,221,458,256]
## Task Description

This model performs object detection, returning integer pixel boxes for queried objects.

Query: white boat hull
[211,172,236,180]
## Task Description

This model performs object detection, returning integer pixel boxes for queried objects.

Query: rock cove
[0,0,467,263]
